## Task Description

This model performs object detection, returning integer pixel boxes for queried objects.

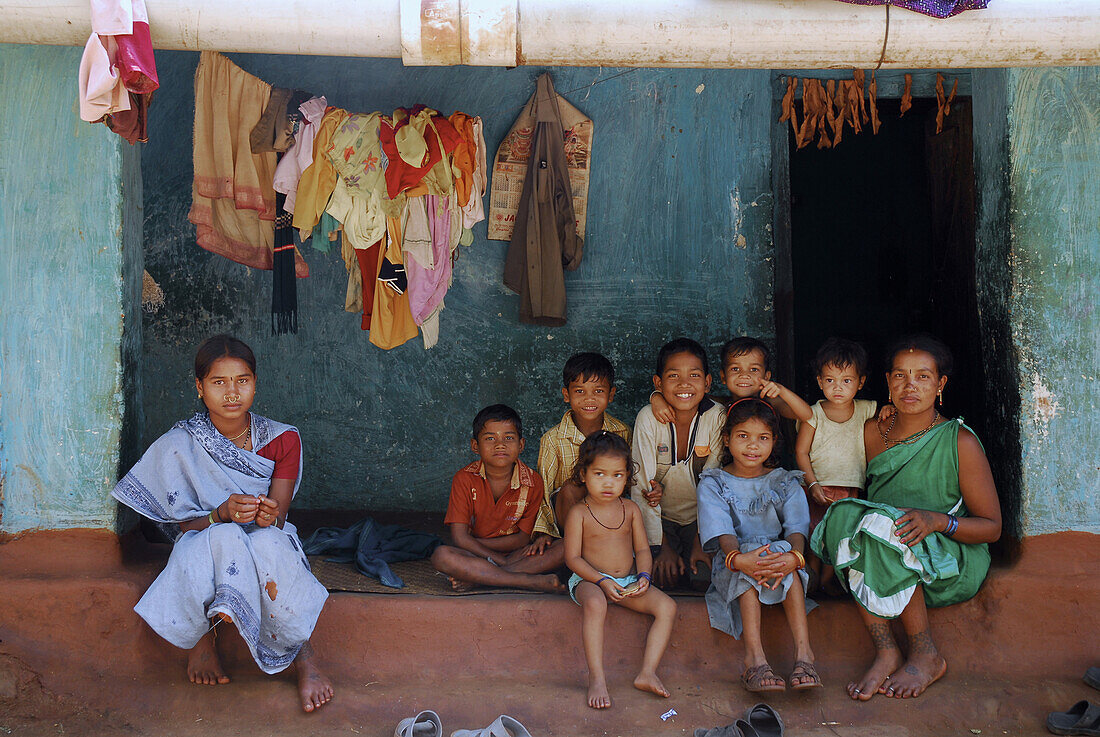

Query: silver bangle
[807,481,821,489]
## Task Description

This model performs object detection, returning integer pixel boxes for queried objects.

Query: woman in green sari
[811,335,1001,701]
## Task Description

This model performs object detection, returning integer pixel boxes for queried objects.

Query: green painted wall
[1005,67,1100,535]
[0,44,142,534]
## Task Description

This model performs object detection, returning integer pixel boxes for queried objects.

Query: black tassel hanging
[272,192,298,334]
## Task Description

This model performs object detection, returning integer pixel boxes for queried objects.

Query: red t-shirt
[444,460,544,539]
[256,430,301,480]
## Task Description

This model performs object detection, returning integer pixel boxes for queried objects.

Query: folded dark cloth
[302,517,442,588]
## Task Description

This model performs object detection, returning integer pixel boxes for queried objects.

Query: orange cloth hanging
[368,216,419,350]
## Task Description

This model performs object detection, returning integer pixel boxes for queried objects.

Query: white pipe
[2,0,1098,68]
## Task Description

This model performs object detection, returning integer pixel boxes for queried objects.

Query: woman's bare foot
[848,648,903,701]
[633,671,670,698]
[295,641,334,713]
[587,676,611,709]
[187,630,229,685]
[882,653,947,698]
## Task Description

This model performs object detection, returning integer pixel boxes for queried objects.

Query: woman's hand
[225,493,259,524]
[254,495,280,527]
[893,508,944,546]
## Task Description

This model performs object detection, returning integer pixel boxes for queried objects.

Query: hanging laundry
[188,52,307,277]
[502,74,584,327]
[355,240,383,330]
[78,0,158,143]
[404,195,455,349]
[832,0,988,18]
[459,116,488,232]
[273,96,327,214]
[272,193,298,335]
[379,107,463,199]
[292,107,348,239]
[368,217,419,350]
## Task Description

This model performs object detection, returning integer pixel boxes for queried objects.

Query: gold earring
[937,390,943,406]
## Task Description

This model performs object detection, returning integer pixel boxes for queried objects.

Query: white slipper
[450,714,532,737]
[396,710,443,737]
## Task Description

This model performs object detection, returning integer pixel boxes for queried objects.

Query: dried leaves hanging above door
[780,71,959,148]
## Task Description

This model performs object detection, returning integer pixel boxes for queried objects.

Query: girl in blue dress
[696,398,820,693]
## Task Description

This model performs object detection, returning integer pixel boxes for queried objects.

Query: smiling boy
[631,339,726,588]
[525,353,632,562]
[430,404,566,593]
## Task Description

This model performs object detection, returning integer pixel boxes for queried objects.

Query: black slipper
[745,703,783,737]
[1085,667,1100,691]
[1047,701,1100,736]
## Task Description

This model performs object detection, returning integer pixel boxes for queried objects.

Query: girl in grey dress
[696,398,821,693]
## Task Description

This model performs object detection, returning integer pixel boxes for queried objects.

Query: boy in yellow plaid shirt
[522,353,632,567]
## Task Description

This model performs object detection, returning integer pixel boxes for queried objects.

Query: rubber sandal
[740,664,786,693]
[694,723,749,737]
[1047,701,1100,736]
[395,710,442,737]
[451,715,532,737]
[788,660,824,690]
[1086,667,1100,691]
[744,703,784,737]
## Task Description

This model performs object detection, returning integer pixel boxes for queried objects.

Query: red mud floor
[0,529,1097,736]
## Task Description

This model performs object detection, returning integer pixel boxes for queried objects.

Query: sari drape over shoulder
[810,418,990,619]
[112,413,328,674]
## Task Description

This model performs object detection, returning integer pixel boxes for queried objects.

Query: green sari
[810,418,990,618]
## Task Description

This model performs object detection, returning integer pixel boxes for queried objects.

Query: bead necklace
[584,497,626,530]
[880,410,939,447]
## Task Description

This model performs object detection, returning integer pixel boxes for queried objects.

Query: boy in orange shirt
[431,404,567,593]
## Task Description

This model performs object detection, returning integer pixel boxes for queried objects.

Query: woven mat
[308,557,532,596]
[309,556,704,597]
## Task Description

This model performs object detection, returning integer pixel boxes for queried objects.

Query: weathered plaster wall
[1005,67,1100,535]
[0,44,141,533]
[141,54,776,512]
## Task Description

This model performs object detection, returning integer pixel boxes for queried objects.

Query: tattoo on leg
[908,630,937,655]
[868,623,899,651]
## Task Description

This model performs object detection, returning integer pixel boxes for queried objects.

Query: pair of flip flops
[396,711,532,737]
[695,703,783,737]
[1046,669,1100,736]
[740,661,822,692]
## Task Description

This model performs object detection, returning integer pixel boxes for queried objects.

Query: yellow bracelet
[724,550,741,571]
[790,549,806,570]
[208,512,217,525]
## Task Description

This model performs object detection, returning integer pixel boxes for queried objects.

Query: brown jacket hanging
[503,74,583,326]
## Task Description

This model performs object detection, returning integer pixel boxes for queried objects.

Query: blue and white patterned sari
[113,412,328,674]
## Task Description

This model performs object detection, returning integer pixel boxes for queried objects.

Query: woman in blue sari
[113,335,333,712]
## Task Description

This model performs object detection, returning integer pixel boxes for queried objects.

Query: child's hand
[631,575,650,596]
[643,480,663,508]
[688,541,710,576]
[254,495,280,527]
[522,533,553,557]
[598,577,626,602]
[878,404,896,422]
[759,380,784,399]
[653,545,685,588]
[225,493,259,524]
[757,552,799,588]
[808,482,831,506]
[650,392,676,424]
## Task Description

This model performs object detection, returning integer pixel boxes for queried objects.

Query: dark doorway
[786,97,986,432]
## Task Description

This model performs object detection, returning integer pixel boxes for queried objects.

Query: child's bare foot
[587,677,611,709]
[881,653,947,699]
[449,577,475,592]
[187,631,229,685]
[295,642,333,713]
[848,648,902,701]
[633,671,670,698]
